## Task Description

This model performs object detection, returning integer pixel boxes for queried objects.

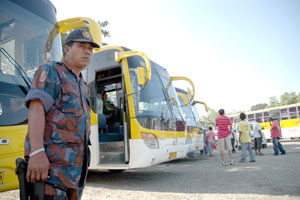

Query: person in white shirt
[253,119,263,155]
[96,93,103,114]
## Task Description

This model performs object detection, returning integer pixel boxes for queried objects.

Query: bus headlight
[186,135,192,144]
[141,132,159,149]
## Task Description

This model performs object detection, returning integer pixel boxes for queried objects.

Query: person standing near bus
[200,128,208,156]
[253,119,263,155]
[270,117,286,156]
[205,126,216,157]
[230,129,236,153]
[238,113,255,162]
[24,28,100,199]
[215,109,234,166]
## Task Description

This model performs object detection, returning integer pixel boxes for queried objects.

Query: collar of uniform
[61,59,83,81]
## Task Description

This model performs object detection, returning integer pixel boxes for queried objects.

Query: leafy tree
[298,92,300,103]
[280,92,297,106]
[268,96,280,108]
[251,103,268,111]
[98,20,110,38]
[200,107,219,122]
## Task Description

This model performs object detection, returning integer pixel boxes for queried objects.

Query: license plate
[169,152,177,159]
[196,146,199,150]
[0,169,5,186]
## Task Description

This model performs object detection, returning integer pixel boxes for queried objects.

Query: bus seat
[98,113,107,129]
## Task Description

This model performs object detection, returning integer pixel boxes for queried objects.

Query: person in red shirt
[215,109,234,166]
[270,117,286,156]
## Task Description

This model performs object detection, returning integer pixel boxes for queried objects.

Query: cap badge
[82,31,92,40]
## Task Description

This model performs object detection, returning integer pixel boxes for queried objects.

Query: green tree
[280,92,297,106]
[269,96,280,108]
[297,92,300,103]
[200,107,219,122]
[98,20,110,38]
[251,103,268,111]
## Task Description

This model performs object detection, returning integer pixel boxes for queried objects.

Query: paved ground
[1,139,300,200]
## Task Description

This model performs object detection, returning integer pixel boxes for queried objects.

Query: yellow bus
[0,0,101,192]
[86,46,189,170]
[175,87,205,156]
[229,103,300,140]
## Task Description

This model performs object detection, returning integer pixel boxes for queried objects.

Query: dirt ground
[1,139,300,200]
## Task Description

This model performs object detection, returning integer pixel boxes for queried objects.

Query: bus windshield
[128,57,184,131]
[191,103,201,127]
[178,97,197,127]
[0,0,62,79]
[0,48,30,126]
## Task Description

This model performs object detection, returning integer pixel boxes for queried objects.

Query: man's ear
[64,45,70,56]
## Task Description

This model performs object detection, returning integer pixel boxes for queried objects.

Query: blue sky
[51,0,300,115]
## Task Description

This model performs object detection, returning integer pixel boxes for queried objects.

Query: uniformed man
[24,28,100,199]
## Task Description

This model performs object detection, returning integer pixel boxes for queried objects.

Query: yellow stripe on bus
[260,119,300,130]
[281,119,300,128]
[90,110,98,126]
[130,118,186,139]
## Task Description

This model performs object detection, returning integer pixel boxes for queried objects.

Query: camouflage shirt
[24,60,91,194]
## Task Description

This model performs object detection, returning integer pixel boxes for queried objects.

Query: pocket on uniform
[61,93,81,114]
[60,88,84,132]
[49,129,81,166]
[47,142,79,166]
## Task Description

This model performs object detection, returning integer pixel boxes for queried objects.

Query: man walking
[270,117,286,156]
[24,28,100,199]
[253,119,263,155]
[215,109,234,166]
[238,113,256,163]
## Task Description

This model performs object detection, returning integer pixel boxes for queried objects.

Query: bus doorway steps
[99,141,125,164]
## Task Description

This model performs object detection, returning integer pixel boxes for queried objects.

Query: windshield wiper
[160,87,179,122]
[0,47,31,87]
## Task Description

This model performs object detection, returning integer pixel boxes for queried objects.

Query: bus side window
[289,107,297,119]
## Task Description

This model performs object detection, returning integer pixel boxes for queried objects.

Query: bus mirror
[45,17,101,61]
[115,51,151,81]
[193,100,209,112]
[168,76,195,101]
[137,67,146,85]
[177,93,189,106]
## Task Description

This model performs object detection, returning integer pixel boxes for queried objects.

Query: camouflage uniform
[24,59,91,199]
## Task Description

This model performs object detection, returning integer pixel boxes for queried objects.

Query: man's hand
[26,152,49,183]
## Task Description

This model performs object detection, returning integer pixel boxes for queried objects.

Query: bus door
[87,48,151,167]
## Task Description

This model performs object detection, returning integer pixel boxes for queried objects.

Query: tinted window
[263,112,269,116]
[289,107,297,119]
[0,71,29,126]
